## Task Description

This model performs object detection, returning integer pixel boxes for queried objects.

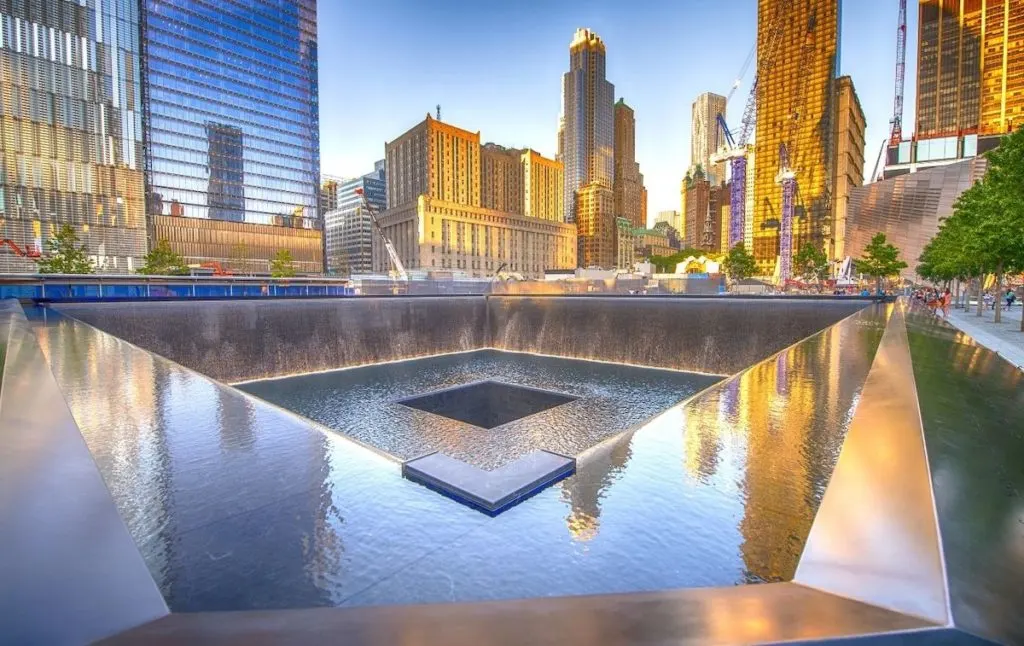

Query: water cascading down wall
[54,296,870,382]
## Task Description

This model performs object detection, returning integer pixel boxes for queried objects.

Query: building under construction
[751,0,841,274]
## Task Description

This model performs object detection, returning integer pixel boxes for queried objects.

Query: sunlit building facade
[141,0,320,269]
[613,99,645,229]
[376,115,575,278]
[0,0,148,272]
[575,182,615,267]
[753,0,840,273]
[832,76,866,262]
[691,92,728,186]
[522,149,564,221]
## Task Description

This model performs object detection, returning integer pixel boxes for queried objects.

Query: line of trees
[917,127,1024,329]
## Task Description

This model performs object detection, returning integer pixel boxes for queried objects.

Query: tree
[229,243,252,275]
[270,249,296,278]
[138,238,189,275]
[647,247,708,273]
[36,224,94,274]
[976,127,1024,327]
[793,243,830,287]
[858,232,907,293]
[722,243,757,282]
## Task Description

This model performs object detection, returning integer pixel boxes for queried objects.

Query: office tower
[655,210,683,234]
[613,100,646,229]
[691,93,728,185]
[615,217,636,269]
[889,0,1024,175]
[752,0,840,273]
[683,169,710,251]
[832,76,865,261]
[561,28,616,267]
[320,176,344,216]
[522,149,564,221]
[0,0,148,273]
[481,144,524,215]
[376,115,576,278]
[141,0,322,273]
[324,162,385,275]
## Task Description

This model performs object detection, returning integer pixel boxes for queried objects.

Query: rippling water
[238,350,721,469]
[34,304,885,611]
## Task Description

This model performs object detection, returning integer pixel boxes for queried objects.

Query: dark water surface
[33,304,884,612]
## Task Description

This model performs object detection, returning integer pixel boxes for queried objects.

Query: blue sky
[318,0,915,225]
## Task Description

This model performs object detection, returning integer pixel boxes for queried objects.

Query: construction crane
[711,0,791,250]
[889,0,908,145]
[775,9,821,285]
[354,187,408,281]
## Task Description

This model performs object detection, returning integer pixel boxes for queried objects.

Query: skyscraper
[613,100,646,229]
[915,0,1023,143]
[141,0,322,273]
[561,28,615,267]
[832,76,865,261]
[691,92,728,185]
[752,0,840,273]
[0,0,148,272]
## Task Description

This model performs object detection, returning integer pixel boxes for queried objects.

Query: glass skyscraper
[0,0,148,272]
[141,0,319,230]
[559,28,615,268]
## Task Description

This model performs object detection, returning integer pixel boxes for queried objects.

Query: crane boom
[354,188,408,281]
[889,0,907,145]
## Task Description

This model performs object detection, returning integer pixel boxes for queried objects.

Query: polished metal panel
[0,302,167,645]
[796,302,949,624]
[905,305,1024,645]
[98,583,933,646]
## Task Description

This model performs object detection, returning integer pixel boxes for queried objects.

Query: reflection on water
[33,304,886,610]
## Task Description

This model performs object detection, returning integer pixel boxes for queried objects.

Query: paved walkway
[945,304,1024,371]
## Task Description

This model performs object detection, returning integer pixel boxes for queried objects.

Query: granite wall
[57,296,869,381]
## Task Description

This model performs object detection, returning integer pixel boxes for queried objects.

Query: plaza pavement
[944,303,1024,371]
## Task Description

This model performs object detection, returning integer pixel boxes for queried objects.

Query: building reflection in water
[678,309,882,582]
[35,312,345,609]
[560,431,635,542]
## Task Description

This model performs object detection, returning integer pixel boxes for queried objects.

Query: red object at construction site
[0,239,41,259]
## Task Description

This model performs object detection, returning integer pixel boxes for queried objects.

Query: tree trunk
[994,264,1003,324]
[954,280,961,310]
[977,276,984,316]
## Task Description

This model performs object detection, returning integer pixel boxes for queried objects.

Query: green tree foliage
[858,232,907,292]
[36,224,94,274]
[138,238,190,275]
[722,243,757,282]
[270,249,296,278]
[793,243,830,286]
[916,126,1024,326]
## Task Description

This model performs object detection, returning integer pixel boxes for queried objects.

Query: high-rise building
[141,0,322,273]
[752,0,840,273]
[832,76,865,261]
[683,169,710,251]
[655,210,683,234]
[613,100,646,229]
[376,115,575,278]
[615,217,636,269]
[885,0,1023,178]
[561,28,615,266]
[0,0,148,272]
[481,144,524,215]
[320,176,344,216]
[691,93,728,185]
[324,161,385,275]
[522,149,564,221]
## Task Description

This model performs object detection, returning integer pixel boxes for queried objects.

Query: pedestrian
[1005,288,1016,310]
[942,288,952,318]
[984,291,994,310]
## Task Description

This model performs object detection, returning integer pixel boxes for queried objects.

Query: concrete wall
[57,296,868,382]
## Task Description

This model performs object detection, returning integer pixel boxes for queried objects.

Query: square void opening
[398,380,577,429]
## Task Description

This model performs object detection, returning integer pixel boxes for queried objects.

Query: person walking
[1005,288,1017,311]
[942,288,952,318]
